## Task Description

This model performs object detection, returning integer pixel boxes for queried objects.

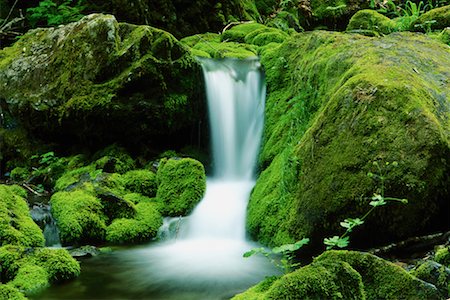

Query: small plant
[323,161,408,250]
[244,238,310,273]
[27,0,86,27]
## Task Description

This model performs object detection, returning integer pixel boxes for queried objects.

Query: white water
[113,58,274,299]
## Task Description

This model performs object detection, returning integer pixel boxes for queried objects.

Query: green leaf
[340,218,364,231]
[324,236,349,250]
[370,193,386,207]
[243,247,265,258]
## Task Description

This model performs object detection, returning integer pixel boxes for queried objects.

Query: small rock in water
[69,245,101,258]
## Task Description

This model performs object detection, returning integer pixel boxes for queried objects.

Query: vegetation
[27,0,86,27]
[156,158,206,216]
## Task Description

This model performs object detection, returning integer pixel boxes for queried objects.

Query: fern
[27,0,86,27]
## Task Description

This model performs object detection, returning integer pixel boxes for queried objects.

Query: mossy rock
[0,284,27,300]
[0,185,45,247]
[347,9,397,34]
[235,250,440,299]
[156,158,206,216]
[121,169,157,197]
[411,5,450,32]
[0,14,205,151]
[93,145,136,174]
[0,245,80,298]
[181,33,258,59]
[435,246,450,267]
[411,260,450,298]
[248,30,450,249]
[106,202,162,244]
[50,189,107,245]
[308,0,371,29]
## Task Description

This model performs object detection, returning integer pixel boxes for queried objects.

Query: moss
[124,193,155,204]
[50,189,107,245]
[435,247,450,267]
[317,251,440,299]
[31,248,80,283]
[437,27,450,45]
[10,264,49,295]
[411,261,450,298]
[222,23,269,43]
[156,158,206,216]
[0,284,27,300]
[346,10,397,34]
[412,5,450,32]
[185,38,258,59]
[248,30,450,249]
[0,14,204,150]
[96,189,136,221]
[93,145,136,174]
[0,246,79,296]
[106,202,162,244]
[121,169,157,197]
[0,185,45,247]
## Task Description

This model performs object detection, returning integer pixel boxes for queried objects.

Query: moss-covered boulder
[248,30,450,250]
[234,250,440,299]
[106,202,162,244]
[435,246,450,267]
[121,169,157,197]
[156,158,206,216]
[347,9,397,34]
[0,14,205,152]
[0,185,45,247]
[50,189,107,245]
[0,245,80,297]
[412,5,450,32]
[411,260,450,298]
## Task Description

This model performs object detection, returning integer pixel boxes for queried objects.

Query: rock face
[247,30,450,250]
[0,14,205,152]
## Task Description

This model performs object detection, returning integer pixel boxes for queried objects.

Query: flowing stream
[33,58,276,299]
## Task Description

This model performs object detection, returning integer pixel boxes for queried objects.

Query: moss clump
[121,169,157,197]
[222,23,269,43]
[347,10,397,34]
[53,165,98,192]
[0,185,45,247]
[51,189,107,245]
[106,202,162,244]
[435,247,450,267]
[31,248,80,283]
[10,264,49,295]
[156,158,206,216]
[411,260,450,298]
[9,167,31,182]
[93,145,136,174]
[0,246,80,297]
[248,30,450,250]
[412,5,450,32]
[0,284,27,300]
[235,251,440,299]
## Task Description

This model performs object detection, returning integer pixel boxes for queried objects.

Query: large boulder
[233,250,440,299]
[247,30,450,250]
[0,14,205,153]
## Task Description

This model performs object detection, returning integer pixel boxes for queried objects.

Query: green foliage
[50,189,107,245]
[324,161,408,250]
[121,169,157,197]
[106,202,162,244]
[27,0,86,27]
[435,247,450,267]
[0,185,45,247]
[156,158,206,216]
[411,260,450,298]
[244,239,310,273]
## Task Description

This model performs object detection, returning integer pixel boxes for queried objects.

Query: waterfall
[117,57,275,299]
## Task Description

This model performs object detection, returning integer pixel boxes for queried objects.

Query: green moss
[0,245,26,281]
[0,284,27,300]
[317,251,439,299]
[51,189,107,245]
[106,202,162,244]
[0,185,45,247]
[412,5,450,32]
[438,28,450,45]
[121,169,157,197]
[156,158,206,216]
[124,193,155,204]
[31,248,80,283]
[93,145,136,174]
[435,247,450,267]
[249,31,450,249]
[10,264,49,295]
[222,23,269,43]
[411,260,450,298]
[347,10,397,34]
[96,188,136,221]
[53,165,97,192]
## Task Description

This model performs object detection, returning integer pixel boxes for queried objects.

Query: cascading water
[117,57,276,298]
[33,58,276,300]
